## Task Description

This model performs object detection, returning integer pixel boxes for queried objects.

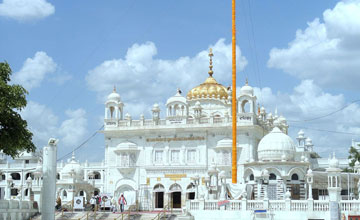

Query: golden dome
[187,76,228,100]
[187,48,229,100]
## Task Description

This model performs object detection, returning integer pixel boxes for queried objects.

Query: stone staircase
[31,211,179,220]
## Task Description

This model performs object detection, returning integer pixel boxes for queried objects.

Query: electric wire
[57,125,104,161]
[290,125,360,136]
[288,99,360,122]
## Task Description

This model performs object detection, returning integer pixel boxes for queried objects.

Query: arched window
[169,106,172,116]
[110,106,115,118]
[94,171,101,179]
[241,100,250,113]
[56,173,60,180]
[1,174,5,181]
[11,188,18,196]
[269,173,276,180]
[291,173,299,181]
[25,172,34,179]
[11,173,21,180]
[249,174,254,181]
[79,190,84,196]
[62,190,67,198]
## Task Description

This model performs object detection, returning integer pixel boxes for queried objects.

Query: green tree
[348,146,360,167]
[343,146,360,172]
[0,62,35,157]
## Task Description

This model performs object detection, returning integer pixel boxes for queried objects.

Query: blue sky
[1,0,359,162]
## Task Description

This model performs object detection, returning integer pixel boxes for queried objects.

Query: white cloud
[21,101,58,147]
[253,80,360,157]
[21,102,88,152]
[12,51,57,91]
[86,38,247,116]
[0,0,54,21]
[59,109,88,147]
[268,0,360,90]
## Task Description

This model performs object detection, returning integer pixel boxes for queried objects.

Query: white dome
[240,82,254,96]
[61,153,84,179]
[166,90,186,105]
[329,154,339,168]
[258,127,296,161]
[278,115,286,124]
[305,138,313,146]
[107,87,121,102]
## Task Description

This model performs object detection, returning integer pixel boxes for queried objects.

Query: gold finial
[208,48,214,77]
[113,85,116,92]
[245,78,248,85]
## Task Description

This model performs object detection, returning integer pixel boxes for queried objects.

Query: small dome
[240,81,254,96]
[298,130,305,137]
[258,127,296,161]
[307,168,313,175]
[60,152,84,179]
[107,87,121,102]
[305,138,313,146]
[219,170,226,179]
[167,90,186,105]
[208,163,218,175]
[278,115,286,124]
[329,154,339,168]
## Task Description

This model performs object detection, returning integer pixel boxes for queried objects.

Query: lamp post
[6,176,13,200]
[26,176,32,201]
[262,170,269,200]
[69,169,75,212]
[204,176,210,200]
[219,171,227,200]
[306,169,314,200]
[192,175,200,200]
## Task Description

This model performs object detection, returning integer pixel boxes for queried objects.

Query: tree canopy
[0,62,35,157]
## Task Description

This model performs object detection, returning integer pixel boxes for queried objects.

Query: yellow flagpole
[231,0,237,183]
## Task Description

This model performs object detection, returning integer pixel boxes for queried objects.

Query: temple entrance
[155,192,164,208]
[172,192,181,208]
[169,183,182,209]
[153,184,165,209]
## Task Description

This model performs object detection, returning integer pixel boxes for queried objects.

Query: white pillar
[41,138,58,220]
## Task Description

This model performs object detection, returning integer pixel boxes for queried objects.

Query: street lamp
[88,171,95,193]
[262,169,269,200]
[6,176,13,200]
[191,175,200,200]
[26,176,32,201]
[69,169,75,212]
[204,176,210,200]
[219,171,227,200]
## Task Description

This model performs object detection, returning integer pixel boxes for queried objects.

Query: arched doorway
[115,184,136,209]
[186,183,195,200]
[169,183,182,209]
[290,173,300,200]
[153,184,165,209]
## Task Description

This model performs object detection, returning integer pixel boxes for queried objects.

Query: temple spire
[208,48,214,77]
[113,85,116,92]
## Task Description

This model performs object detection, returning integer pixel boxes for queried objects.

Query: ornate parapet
[0,200,38,220]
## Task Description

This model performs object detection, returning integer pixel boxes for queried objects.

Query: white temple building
[0,49,359,220]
